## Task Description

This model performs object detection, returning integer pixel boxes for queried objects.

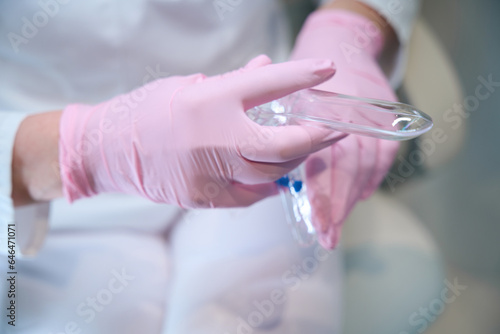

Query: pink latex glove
[290,10,400,248]
[59,55,346,208]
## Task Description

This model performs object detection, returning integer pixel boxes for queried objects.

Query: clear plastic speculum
[247,89,434,247]
[247,88,433,141]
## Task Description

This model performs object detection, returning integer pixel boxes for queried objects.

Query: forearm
[319,0,399,63]
[11,111,63,206]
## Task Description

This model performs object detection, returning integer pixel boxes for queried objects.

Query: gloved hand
[290,10,400,248]
[59,55,346,208]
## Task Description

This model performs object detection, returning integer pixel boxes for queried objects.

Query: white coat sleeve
[0,111,49,258]
[318,0,422,87]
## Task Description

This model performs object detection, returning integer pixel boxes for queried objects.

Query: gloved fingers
[361,138,399,199]
[234,58,336,110]
[327,139,362,225]
[335,136,379,222]
[305,146,351,250]
[346,136,378,202]
[233,156,306,185]
[359,138,383,200]
[239,121,347,163]
[305,137,361,249]
[318,222,344,250]
[377,139,400,174]
[305,149,334,234]
[210,182,279,208]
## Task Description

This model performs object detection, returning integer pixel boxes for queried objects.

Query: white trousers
[3,195,343,334]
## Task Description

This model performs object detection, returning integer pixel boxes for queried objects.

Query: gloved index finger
[234,58,336,110]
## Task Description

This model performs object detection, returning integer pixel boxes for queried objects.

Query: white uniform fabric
[0,0,420,333]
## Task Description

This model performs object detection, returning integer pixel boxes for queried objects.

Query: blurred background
[399,0,500,332]
[290,0,500,333]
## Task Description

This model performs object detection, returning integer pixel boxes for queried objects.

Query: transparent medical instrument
[246,89,433,246]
